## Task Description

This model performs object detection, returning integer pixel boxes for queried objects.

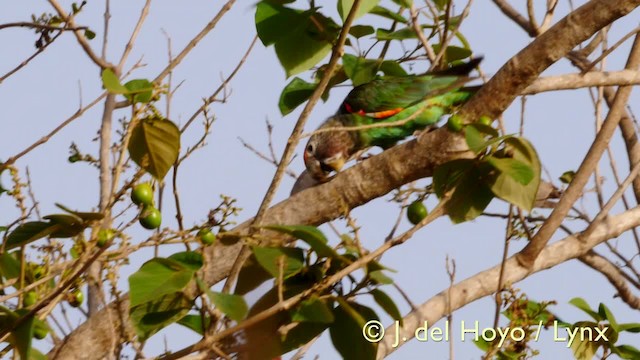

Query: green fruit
[97,228,114,248]
[68,289,84,308]
[139,205,162,229]
[478,115,493,126]
[33,325,49,340]
[447,115,464,132]
[31,265,46,280]
[559,170,576,184]
[23,291,37,307]
[197,228,216,245]
[68,154,81,163]
[131,183,154,206]
[407,201,428,225]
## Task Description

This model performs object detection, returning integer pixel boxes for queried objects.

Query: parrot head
[303,115,357,181]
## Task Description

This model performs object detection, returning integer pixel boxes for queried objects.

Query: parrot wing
[339,57,482,119]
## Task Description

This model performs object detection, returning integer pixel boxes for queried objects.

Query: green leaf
[463,123,500,154]
[129,257,196,307]
[124,79,154,104]
[207,291,248,322]
[128,117,180,180]
[433,159,495,223]
[101,69,128,94]
[612,345,640,359]
[330,300,378,360]
[252,246,304,279]
[485,137,540,211]
[43,213,82,226]
[370,6,408,23]
[338,0,380,22]
[234,255,274,295]
[264,225,337,258]
[177,314,209,335]
[5,222,57,250]
[433,44,472,62]
[376,27,417,41]
[243,281,317,359]
[486,157,534,185]
[560,170,576,184]
[0,252,21,280]
[569,322,600,360]
[391,0,413,7]
[569,298,602,321]
[291,296,334,323]
[84,29,95,40]
[618,323,640,333]
[255,2,304,46]
[349,25,375,38]
[369,270,394,284]
[129,292,192,341]
[39,214,87,238]
[168,251,204,272]
[276,26,333,77]
[55,203,104,222]
[281,321,331,354]
[379,60,407,76]
[278,77,316,115]
[474,336,491,351]
[342,54,380,86]
[598,303,619,332]
[371,289,402,325]
[11,310,35,360]
[29,348,47,360]
[432,0,450,11]
[255,3,338,77]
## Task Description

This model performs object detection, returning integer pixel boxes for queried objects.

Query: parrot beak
[322,156,346,173]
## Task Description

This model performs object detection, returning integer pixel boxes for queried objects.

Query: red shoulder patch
[344,102,366,116]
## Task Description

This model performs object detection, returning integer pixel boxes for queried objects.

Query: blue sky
[2,1,640,358]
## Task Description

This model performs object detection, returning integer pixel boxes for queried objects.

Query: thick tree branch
[522,69,640,94]
[50,0,640,357]
[377,206,640,357]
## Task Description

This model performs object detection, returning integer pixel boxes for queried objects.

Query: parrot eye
[306,144,314,153]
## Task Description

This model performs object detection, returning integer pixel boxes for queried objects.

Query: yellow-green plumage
[303,58,482,181]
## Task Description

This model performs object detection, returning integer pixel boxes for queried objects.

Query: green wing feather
[344,88,478,149]
[339,58,482,114]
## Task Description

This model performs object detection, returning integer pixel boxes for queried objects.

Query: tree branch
[522,69,640,94]
[579,251,640,309]
[47,0,113,69]
[517,31,640,268]
[377,205,640,357]
[49,0,640,357]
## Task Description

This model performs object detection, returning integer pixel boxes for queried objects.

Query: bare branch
[518,32,640,268]
[579,251,640,309]
[522,69,640,94]
[117,0,152,72]
[0,21,87,31]
[492,0,538,36]
[47,0,113,69]
[1,92,107,171]
[410,3,436,63]
[378,206,640,357]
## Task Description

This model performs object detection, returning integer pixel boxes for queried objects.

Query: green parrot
[303,57,482,182]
